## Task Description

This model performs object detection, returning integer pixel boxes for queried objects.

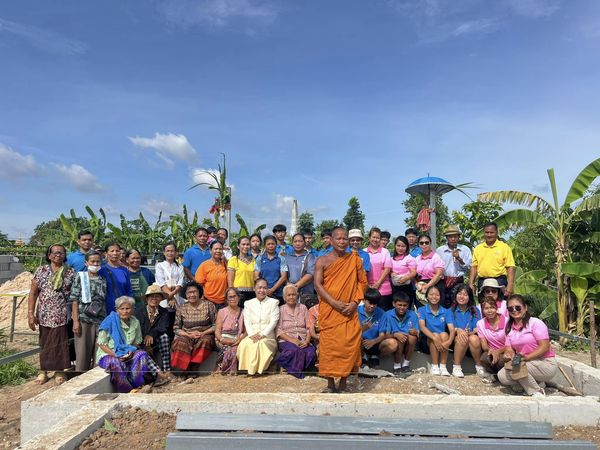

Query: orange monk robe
[318,252,367,378]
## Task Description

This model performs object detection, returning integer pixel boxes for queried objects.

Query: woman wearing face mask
[69,251,107,373]
[497,295,557,397]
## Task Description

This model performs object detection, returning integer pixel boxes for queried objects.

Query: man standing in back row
[315,227,367,393]
[469,222,515,297]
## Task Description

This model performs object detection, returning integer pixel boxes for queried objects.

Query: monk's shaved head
[331,226,347,237]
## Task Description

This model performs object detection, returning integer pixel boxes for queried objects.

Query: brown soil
[75,407,600,450]
[0,377,58,450]
[152,371,563,396]
[78,408,176,450]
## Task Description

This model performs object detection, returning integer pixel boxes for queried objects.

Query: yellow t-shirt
[472,240,515,278]
[227,256,256,289]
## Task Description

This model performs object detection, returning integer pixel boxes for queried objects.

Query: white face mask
[87,265,101,273]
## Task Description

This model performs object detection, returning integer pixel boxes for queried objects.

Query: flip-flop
[35,373,49,385]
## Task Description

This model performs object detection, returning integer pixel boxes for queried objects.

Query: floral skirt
[171,335,214,372]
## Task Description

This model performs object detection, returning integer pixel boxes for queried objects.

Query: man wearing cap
[436,225,472,306]
[469,222,516,297]
[346,229,371,274]
[135,284,172,375]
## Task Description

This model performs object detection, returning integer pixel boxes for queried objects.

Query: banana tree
[561,262,600,336]
[189,153,231,229]
[479,157,600,332]
[513,269,557,324]
[168,204,200,251]
[84,206,107,244]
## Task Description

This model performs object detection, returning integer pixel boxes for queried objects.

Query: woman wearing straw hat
[135,284,172,375]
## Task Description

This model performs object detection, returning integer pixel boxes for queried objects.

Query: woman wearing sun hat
[135,284,172,374]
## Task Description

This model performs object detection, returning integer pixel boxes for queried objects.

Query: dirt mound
[0,272,33,331]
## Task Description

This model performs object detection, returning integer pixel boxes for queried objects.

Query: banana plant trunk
[555,233,570,333]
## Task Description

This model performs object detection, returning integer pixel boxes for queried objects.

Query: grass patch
[0,351,38,385]
[0,327,38,385]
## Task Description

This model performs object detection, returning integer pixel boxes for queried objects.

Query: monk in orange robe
[315,227,367,393]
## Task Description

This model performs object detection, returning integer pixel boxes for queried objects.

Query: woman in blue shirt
[253,235,288,304]
[450,284,484,378]
[417,285,455,376]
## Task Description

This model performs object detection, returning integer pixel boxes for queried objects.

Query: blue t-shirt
[358,304,386,340]
[382,309,420,334]
[417,305,453,333]
[66,250,87,272]
[452,306,481,332]
[182,244,211,276]
[99,264,133,312]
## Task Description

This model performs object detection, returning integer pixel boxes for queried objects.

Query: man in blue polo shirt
[182,227,211,280]
[317,229,333,257]
[380,292,419,376]
[273,224,294,256]
[66,230,94,272]
[358,288,386,368]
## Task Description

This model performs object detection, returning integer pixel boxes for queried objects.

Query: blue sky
[1,0,599,240]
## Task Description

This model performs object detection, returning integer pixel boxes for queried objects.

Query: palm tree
[479,157,600,332]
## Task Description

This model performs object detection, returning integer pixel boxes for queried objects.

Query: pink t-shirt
[476,315,506,351]
[477,300,508,319]
[415,252,445,280]
[506,317,555,358]
[391,254,417,277]
[365,247,393,296]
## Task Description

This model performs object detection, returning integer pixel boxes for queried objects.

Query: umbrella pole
[430,189,437,249]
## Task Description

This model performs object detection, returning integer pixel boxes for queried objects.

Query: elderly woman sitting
[96,296,168,392]
[276,284,316,378]
[135,284,172,375]
[170,281,217,373]
[237,278,280,375]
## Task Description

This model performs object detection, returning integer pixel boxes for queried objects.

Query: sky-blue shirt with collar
[383,309,420,334]
[357,304,386,340]
[345,247,371,272]
[317,246,333,257]
[417,304,453,333]
[452,306,481,332]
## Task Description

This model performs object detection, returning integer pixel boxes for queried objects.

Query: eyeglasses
[483,289,498,294]
[507,305,523,313]
[419,241,430,245]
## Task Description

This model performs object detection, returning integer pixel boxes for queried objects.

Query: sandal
[54,375,68,385]
[321,387,337,393]
[35,372,49,385]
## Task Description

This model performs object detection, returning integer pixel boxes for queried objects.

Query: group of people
[26,222,556,396]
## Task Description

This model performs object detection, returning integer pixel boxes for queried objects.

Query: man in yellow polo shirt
[469,222,515,297]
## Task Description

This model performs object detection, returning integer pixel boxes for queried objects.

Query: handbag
[83,300,104,318]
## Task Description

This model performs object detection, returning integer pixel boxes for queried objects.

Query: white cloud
[129,132,198,168]
[0,17,86,55]
[190,167,220,188]
[0,144,43,179]
[157,0,277,29]
[141,198,181,217]
[502,0,561,19]
[275,194,295,211]
[389,0,561,43]
[452,18,498,37]
[52,163,103,192]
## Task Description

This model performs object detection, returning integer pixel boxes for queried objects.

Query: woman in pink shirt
[476,297,506,376]
[497,295,557,397]
[414,235,446,306]
[364,227,393,311]
[390,236,417,306]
